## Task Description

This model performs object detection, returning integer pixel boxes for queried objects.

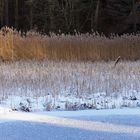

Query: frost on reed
[0,27,139,61]
[0,60,139,99]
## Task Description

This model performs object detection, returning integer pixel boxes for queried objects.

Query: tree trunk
[30,0,33,29]
[0,0,4,27]
[15,0,18,29]
[5,0,8,26]
[49,1,55,31]
[132,0,137,32]
[94,0,100,31]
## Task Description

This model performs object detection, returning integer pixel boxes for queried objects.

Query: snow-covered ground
[0,108,140,140]
[1,91,140,112]
[0,61,139,139]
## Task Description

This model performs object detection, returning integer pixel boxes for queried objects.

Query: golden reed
[0,27,139,61]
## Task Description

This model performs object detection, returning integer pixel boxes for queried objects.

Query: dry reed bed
[0,27,139,61]
[0,60,139,99]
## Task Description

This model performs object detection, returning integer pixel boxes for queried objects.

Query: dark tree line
[0,0,140,34]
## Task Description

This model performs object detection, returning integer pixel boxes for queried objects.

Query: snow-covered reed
[0,60,139,111]
[0,60,139,98]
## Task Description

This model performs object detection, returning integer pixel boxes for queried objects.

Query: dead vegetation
[0,27,139,61]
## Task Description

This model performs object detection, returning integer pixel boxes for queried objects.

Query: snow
[1,91,140,112]
[38,108,140,117]
[0,109,140,140]
[0,60,139,139]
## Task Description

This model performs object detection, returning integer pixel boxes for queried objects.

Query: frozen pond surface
[0,109,140,140]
